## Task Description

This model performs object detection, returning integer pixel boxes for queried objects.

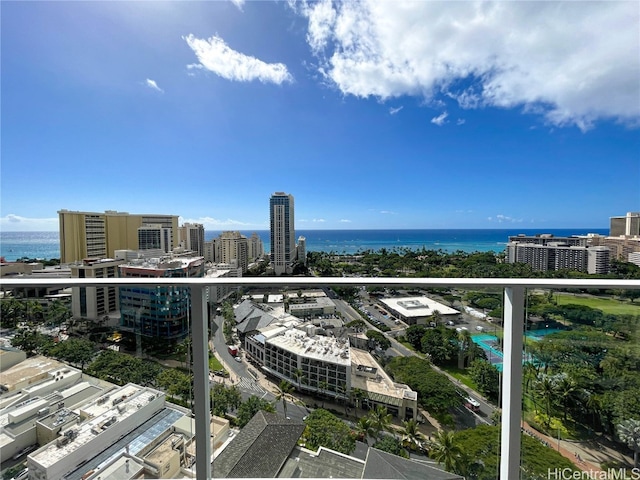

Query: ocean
[0,228,609,262]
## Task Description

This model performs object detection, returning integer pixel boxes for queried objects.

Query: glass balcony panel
[0,277,637,480]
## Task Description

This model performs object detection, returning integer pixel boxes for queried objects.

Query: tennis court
[471,328,564,371]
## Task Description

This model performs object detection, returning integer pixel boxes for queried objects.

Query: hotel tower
[269,192,295,275]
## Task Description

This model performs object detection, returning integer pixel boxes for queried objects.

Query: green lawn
[209,355,223,371]
[441,366,477,391]
[555,293,640,316]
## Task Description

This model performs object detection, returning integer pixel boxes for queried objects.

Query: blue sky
[1,1,639,232]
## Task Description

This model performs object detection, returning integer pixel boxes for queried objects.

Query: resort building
[69,258,124,322]
[244,320,418,420]
[270,192,296,275]
[380,296,459,326]
[178,223,205,256]
[58,210,179,264]
[248,232,265,261]
[610,211,640,237]
[137,224,172,253]
[297,235,307,265]
[589,235,640,262]
[217,231,249,274]
[506,242,611,274]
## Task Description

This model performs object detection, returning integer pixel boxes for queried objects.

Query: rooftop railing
[2,276,639,479]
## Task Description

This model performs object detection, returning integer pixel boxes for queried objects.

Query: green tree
[469,359,500,401]
[386,356,462,414]
[157,368,193,403]
[318,380,329,408]
[274,380,294,419]
[302,409,356,455]
[617,418,640,467]
[50,338,96,370]
[430,430,462,472]
[373,435,409,458]
[46,299,71,327]
[420,327,457,366]
[211,383,242,417]
[10,330,54,356]
[366,405,392,440]
[534,375,557,422]
[351,388,367,418]
[365,330,391,351]
[354,416,376,445]
[400,418,425,452]
[0,297,26,328]
[237,395,275,428]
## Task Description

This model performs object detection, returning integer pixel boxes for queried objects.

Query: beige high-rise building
[217,231,249,273]
[178,223,205,255]
[58,210,179,263]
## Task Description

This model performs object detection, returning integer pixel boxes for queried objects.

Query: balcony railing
[1,276,638,479]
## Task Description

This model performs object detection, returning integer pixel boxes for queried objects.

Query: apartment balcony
[1,276,638,479]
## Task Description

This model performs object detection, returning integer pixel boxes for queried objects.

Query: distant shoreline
[0,228,610,262]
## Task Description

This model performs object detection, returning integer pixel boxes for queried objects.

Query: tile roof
[212,411,305,478]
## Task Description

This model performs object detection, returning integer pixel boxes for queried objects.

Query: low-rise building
[380,297,459,326]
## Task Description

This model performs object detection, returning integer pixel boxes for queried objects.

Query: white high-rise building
[270,192,295,275]
[248,232,265,260]
[297,235,307,265]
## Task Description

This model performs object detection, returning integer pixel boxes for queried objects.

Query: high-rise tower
[269,192,295,275]
[58,210,178,263]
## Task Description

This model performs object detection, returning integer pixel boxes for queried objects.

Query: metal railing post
[500,286,525,479]
[191,285,211,479]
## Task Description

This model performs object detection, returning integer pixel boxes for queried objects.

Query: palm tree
[355,416,376,445]
[556,375,578,422]
[457,329,472,369]
[367,405,392,440]
[430,430,462,472]
[618,419,640,467]
[585,391,603,430]
[318,380,329,408]
[534,375,557,422]
[274,380,294,419]
[351,388,367,419]
[293,368,305,391]
[46,299,71,328]
[400,418,425,452]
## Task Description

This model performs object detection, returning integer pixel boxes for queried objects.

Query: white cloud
[145,78,164,93]
[0,214,58,232]
[312,218,326,223]
[229,0,245,11]
[456,118,466,126]
[431,111,448,126]
[379,210,396,215]
[184,34,293,84]
[488,214,522,223]
[298,1,640,130]
[340,219,351,223]
[389,106,403,115]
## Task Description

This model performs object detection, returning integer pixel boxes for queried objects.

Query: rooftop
[350,348,417,403]
[267,327,351,365]
[381,296,458,317]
